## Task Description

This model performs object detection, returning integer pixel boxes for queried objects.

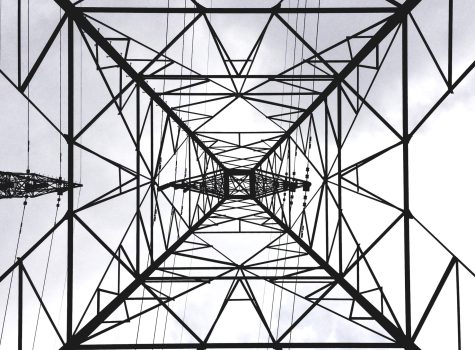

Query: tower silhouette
[0,1,474,349]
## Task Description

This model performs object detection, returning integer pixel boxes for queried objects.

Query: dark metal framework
[0,171,81,199]
[1,0,475,349]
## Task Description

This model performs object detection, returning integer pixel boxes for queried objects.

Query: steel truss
[1,0,475,349]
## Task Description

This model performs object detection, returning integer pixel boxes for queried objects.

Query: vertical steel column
[223,170,230,198]
[17,0,21,86]
[136,86,141,272]
[150,99,154,260]
[17,262,23,350]
[402,16,412,341]
[249,170,256,198]
[188,134,191,224]
[337,87,343,274]
[448,0,453,88]
[456,262,461,350]
[325,103,329,261]
[67,16,74,341]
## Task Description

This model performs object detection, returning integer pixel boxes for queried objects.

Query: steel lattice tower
[1,0,475,349]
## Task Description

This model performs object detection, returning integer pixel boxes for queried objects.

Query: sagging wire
[288,0,314,343]
[266,2,293,341]
[161,3,189,342]
[203,0,213,120]
[276,0,306,339]
[1,1,31,345]
[0,201,27,346]
[257,230,275,342]
[179,8,197,342]
[31,7,65,348]
[152,0,171,342]
[55,14,84,350]
[31,195,61,350]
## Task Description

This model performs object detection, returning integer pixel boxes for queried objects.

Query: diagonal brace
[58,199,224,349]
[255,199,420,349]
[255,0,422,169]
[54,0,224,170]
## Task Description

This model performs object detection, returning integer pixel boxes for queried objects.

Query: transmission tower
[0,0,475,349]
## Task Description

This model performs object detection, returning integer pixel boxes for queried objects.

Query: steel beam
[79,7,397,14]
[58,200,223,349]
[77,343,404,349]
[54,0,225,169]
[67,16,75,342]
[255,0,422,169]
[402,16,412,340]
[17,261,23,350]
[5,1,469,349]
[255,199,419,349]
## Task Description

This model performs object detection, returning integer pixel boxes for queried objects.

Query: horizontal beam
[144,74,333,80]
[146,276,330,281]
[79,7,397,14]
[157,266,315,270]
[78,342,403,349]
[161,92,320,96]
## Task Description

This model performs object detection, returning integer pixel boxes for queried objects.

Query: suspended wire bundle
[160,4,189,343]
[31,6,66,349]
[152,2,171,342]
